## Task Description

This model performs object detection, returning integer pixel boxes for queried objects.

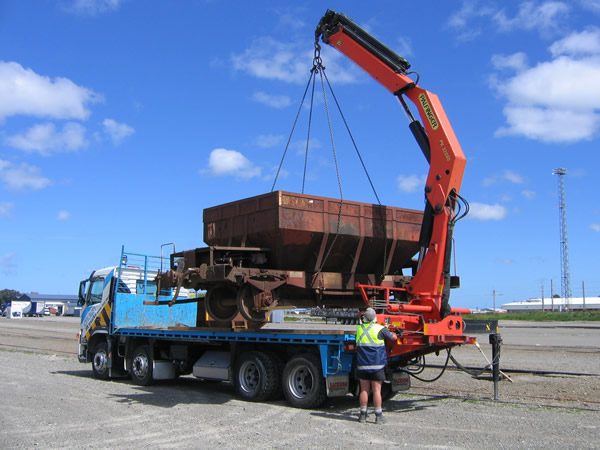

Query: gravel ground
[0,317,599,448]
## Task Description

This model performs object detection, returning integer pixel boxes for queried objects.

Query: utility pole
[492,289,502,312]
[553,168,572,311]
[541,283,545,312]
[582,280,586,311]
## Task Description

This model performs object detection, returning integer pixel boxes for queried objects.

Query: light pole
[492,289,502,313]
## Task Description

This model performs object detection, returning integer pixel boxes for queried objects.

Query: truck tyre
[234,351,279,402]
[268,352,285,400]
[282,354,327,409]
[92,341,110,380]
[131,345,153,386]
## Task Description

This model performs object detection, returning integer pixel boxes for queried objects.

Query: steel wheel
[131,345,153,386]
[237,284,272,323]
[234,351,280,402]
[238,360,260,393]
[288,366,312,397]
[282,354,327,409]
[92,341,110,380]
[205,286,239,322]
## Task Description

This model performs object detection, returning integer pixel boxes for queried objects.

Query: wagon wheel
[205,285,239,322]
[237,284,273,323]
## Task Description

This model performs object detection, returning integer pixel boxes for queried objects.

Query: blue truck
[77,248,411,408]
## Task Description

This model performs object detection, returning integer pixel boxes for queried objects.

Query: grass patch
[465,310,600,321]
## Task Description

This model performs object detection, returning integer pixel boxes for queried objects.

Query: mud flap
[326,374,349,397]
[391,371,411,392]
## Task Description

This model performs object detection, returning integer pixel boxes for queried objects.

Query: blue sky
[1,0,599,310]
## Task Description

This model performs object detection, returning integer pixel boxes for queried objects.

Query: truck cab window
[88,279,104,305]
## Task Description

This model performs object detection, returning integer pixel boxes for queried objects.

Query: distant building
[501,297,600,313]
[17,293,79,316]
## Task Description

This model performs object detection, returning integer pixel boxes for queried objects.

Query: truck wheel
[269,352,285,400]
[234,351,279,402]
[282,354,327,409]
[92,341,110,380]
[131,345,153,386]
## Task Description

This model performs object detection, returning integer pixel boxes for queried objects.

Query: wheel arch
[86,330,109,362]
[124,337,154,372]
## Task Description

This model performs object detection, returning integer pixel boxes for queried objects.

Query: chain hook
[312,40,324,73]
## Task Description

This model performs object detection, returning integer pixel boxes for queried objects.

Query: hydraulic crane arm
[316,10,467,318]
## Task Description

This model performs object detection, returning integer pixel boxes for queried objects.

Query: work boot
[358,412,367,423]
[375,413,386,424]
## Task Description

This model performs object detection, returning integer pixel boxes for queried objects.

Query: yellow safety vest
[356,322,386,371]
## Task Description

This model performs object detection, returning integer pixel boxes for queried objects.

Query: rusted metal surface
[157,191,424,326]
[203,191,422,275]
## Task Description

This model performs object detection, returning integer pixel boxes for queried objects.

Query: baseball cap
[363,307,377,322]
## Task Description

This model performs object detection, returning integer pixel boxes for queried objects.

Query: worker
[356,307,395,424]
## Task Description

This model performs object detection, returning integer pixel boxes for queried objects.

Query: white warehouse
[502,297,600,312]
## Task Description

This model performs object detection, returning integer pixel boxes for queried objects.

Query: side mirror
[78,280,87,306]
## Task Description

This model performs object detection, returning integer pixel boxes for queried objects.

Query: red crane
[316,10,473,359]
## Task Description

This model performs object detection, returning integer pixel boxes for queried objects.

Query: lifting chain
[273,39,389,278]
[312,40,324,72]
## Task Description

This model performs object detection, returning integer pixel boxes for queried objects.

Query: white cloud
[102,118,135,145]
[581,0,600,13]
[292,137,322,156]
[274,8,306,31]
[65,0,122,15]
[448,1,572,41]
[0,202,14,217]
[57,210,70,221]
[232,37,308,84]
[0,61,102,122]
[495,257,515,265]
[0,252,17,275]
[522,189,537,199]
[498,55,600,111]
[252,91,291,109]
[397,174,426,193]
[5,122,88,154]
[491,52,528,71]
[493,1,570,35]
[267,166,289,182]
[0,160,52,191]
[483,170,525,186]
[491,28,600,143]
[550,27,600,56]
[394,36,414,58]
[469,202,508,220]
[591,223,600,232]
[203,148,261,179]
[256,134,283,148]
[496,104,599,142]
[231,37,361,85]
[446,0,496,41]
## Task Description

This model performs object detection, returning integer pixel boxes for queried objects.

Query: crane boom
[316,10,467,320]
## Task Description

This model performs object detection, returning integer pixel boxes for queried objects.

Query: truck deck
[113,325,354,344]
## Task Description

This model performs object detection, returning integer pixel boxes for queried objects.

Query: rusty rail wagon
[157,190,423,327]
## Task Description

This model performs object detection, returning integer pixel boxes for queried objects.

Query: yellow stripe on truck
[84,303,111,341]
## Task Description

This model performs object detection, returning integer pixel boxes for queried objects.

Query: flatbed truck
[78,9,476,408]
[78,249,411,408]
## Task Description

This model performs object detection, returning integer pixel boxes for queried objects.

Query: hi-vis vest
[356,322,387,372]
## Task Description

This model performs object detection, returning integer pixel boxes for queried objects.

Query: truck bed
[112,290,356,342]
[113,323,355,344]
